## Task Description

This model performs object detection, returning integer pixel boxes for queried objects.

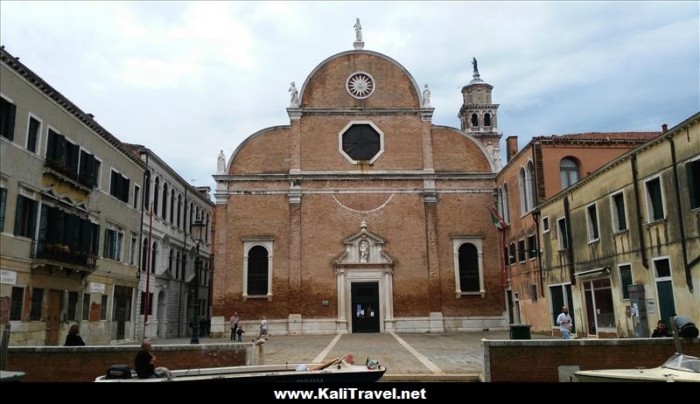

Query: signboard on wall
[90,282,105,294]
[0,269,17,285]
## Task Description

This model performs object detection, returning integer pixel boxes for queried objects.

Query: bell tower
[458,57,502,170]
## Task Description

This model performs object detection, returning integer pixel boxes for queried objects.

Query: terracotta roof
[538,132,662,143]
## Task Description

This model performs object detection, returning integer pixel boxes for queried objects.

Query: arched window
[205,213,210,242]
[150,242,157,274]
[176,251,181,280]
[484,113,491,127]
[247,246,269,296]
[453,238,484,296]
[153,177,160,215]
[458,243,479,292]
[162,183,168,220]
[144,174,151,207]
[141,239,148,272]
[519,167,528,213]
[502,184,510,224]
[170,189,175,223]
[527,161,537,208]
[177,195,182,228]
[471,113,478,127]
[560,158,580,189]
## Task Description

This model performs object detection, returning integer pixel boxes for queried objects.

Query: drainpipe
[630,155,648,269]
[666,135,693,292]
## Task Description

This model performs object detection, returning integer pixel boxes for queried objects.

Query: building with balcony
[1,47,146,345]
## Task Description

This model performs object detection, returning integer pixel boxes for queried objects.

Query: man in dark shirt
[134,338,156,378]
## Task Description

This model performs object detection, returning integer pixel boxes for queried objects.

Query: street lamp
[190,218,206,344]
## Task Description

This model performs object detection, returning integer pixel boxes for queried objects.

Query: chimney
[661,123,668,133]
[506,136,518,162]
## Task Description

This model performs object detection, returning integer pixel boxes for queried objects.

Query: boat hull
[575,353,700,383]
[575,368,700,383]
[95,363,386,383]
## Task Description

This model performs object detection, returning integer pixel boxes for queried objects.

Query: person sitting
[673,313,699,338]
[134,339,156,378]
[651,320,671,337]
[64,324,86,346]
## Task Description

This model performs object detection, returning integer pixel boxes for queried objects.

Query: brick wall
[5,343,252,382]
[484,338,700,382]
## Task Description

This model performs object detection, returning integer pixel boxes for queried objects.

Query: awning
[575,266,610,279]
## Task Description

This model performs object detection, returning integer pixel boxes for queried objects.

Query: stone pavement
[148,331,555,382]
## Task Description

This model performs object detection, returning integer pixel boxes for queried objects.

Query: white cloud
[1,1,697,195]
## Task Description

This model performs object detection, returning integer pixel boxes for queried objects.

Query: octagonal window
[339,121,384,164]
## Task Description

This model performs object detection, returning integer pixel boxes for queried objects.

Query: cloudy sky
[2,1,698,197]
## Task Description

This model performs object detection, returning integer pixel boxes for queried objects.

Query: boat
[95,354,386,383]
[574,353,700,382]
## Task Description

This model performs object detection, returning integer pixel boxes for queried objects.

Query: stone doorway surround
[333,221,395,333]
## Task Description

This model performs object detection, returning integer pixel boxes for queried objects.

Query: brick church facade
[211,29,506,335]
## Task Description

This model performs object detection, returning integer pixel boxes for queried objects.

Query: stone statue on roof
[217,150,226,174]
[422,84,431,107]
[354,18,362,42]
[289,81,299,106]
[472,57,478,73]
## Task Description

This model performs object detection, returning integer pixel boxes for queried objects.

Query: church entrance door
[351,282,380,333]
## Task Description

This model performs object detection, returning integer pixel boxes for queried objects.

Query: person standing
[230,312,239,341]
[556,306,572,339]
[259,315,269,340]
[134,339,156,379]
[64,324,86,346]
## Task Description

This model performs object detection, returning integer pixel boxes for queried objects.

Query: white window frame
[337,120,385,165]
[103,225,124,261]
[502,184,510,224]
[527,160,536,210]
[542,216,550,234]
[242,239,274,300]
[452,237,485,298]
[519,167,528,214]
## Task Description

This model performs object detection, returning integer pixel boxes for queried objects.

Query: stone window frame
[345,71,375,99]
[337,120,385,165]
[242,238,274,301]
[452,236,485,298]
